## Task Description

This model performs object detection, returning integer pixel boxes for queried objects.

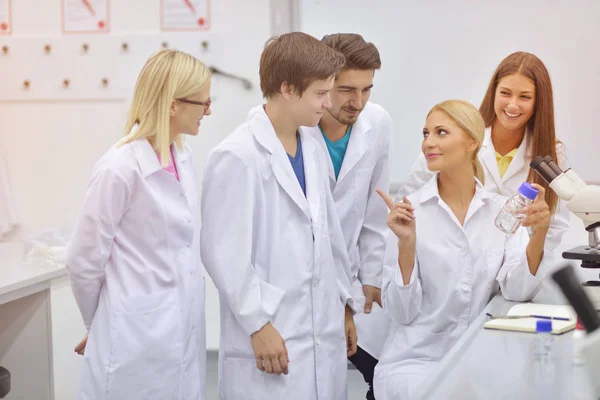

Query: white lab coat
[0,153,17,239]
[66,138,206,400]
[200,105,354,400]
[397,127,571,257]
[373,176,547,400]
[302,102,392,359]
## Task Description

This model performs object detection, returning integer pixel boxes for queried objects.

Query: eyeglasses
[176,98,212,110]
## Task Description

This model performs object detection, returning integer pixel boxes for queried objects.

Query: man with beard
[301,33,392,400]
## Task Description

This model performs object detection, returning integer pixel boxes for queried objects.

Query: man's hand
[74,333,88,356]
[345,305,358,357]
[362,285,382,313]
[250,322,289,375]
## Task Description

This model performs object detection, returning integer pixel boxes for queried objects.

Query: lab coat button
[462,284,470,291]
[458,319,467,327]
[461,246,468,253]
[315,337,321,345]
[313,279,319,287]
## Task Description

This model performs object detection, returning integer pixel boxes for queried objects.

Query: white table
[414,295,598,400]
[0,242,67,400]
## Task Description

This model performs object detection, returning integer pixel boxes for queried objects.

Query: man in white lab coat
[200,32,357,400]
[301,33,391,400]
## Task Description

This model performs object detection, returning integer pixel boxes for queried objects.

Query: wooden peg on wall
[201,41,209,51]
[1,45,8,55]
[121,42,129,52]
[44,44,52,54]
[63,79,70,88]
[23,80,30,89]
[82,43,89,53]
[161,42,169,49]
[101,78,109,87]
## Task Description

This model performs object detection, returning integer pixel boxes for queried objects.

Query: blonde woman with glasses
[66,49,211,400]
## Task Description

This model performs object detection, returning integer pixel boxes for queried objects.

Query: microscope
[0,366,9,398]
[530,156,600,308]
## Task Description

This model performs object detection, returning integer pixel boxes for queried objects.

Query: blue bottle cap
[536,319,552,333]
[518,182,539,201]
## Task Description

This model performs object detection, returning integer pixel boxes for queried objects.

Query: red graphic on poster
[62,0,109,34]
[161,0,210,31]
[183,0,196,14]
[0,0,11,35]
[82,0,96,15]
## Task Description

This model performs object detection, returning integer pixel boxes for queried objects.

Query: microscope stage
[563,246,600,268]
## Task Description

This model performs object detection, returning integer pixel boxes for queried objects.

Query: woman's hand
[519,184,551,235]
[376,189,416,242]
[74,333,88,356]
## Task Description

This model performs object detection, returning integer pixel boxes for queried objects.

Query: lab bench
[0,242,67,399]
[415,294,597,400]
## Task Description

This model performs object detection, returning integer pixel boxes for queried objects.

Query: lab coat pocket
[221,357,287,399]
[394,326,447,364]
[107,290,183,399]
[486,249,505,288]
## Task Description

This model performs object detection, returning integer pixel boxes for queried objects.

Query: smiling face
[422,110,477,174]
[326,68,374,125]
[493,73,535,133]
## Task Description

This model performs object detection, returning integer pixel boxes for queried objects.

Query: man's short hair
[321,33,381,71]
[260,32,346,98]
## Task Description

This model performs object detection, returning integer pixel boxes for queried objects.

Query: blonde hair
[428,100,486,184]
[118,49,211,166]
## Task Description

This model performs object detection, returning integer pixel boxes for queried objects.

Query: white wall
[300,0,600,183]
[0,1,272,398]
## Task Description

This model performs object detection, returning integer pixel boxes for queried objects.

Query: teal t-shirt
[319,124,352,179]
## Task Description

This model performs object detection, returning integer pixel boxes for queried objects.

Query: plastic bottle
[533,319,555,399]
[572,316,586,365]
[494,182,539,235]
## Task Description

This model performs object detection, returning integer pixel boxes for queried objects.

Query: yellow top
[496,148,518,178]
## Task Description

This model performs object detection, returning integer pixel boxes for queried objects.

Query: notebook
[483,303,577,335]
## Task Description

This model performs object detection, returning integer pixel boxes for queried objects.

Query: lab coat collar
[300,105,373,186]
[501,129,531,182]
[130,138,162,178]
[479,127,502,190]
[480,126,532,188]
[301,124,337,184]
[419,173,494,228]
[130,137,190,179]
[336,111,372,184]
[248,105,312,219]
[418,173,494,205]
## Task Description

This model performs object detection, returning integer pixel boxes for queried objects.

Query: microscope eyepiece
[543,155,564,176]
[530,155,560,183]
